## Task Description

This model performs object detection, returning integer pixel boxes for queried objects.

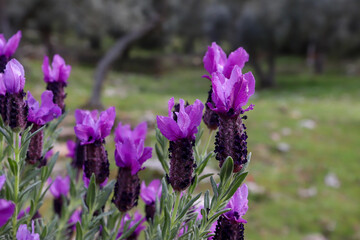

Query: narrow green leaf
[210,176,218,197]
[75,222,83,240]
[176,193,201,222]
[219,157,234,184]
[222,172,248,201]
[86,174,96,212]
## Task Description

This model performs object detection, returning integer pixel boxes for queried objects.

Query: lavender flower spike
[112,122,152,212]
[140,180,162,221]
[1,59,27,130]
[48,176,70,215]
[214,184,248,240]
[16,221,40,240]
[116,211,146,240]
[26,91,61,165]
[209,64,255,172]
[0,31,21,72]
[74,107,115,184]
[0,175,15,228]
[157,98,204,191]
[43,54,71,112]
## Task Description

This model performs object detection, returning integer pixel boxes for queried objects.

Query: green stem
[202,130,214,156]
[171,191,181,224]
[112,212,124,240]
[12,132,20,239]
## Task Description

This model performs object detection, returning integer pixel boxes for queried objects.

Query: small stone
[324,173,340,188]
[302,233,327,240]
[281,127,292,136]
[270,132,281,141]
[277,142,290,152]
[299,119,316,129]
[290,110,302,119]
[247,182,265,195]
[298,187,317,198]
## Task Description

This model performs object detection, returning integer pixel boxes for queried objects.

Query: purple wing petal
[167,97,175,118]
[203,42,227,75]
[99,106,116,139]
[138,146,152,166]
[4,30,21,57]
[156,116,182,141]
[223,47,249,78]
[42,56,51,83]
[133,122,147,143]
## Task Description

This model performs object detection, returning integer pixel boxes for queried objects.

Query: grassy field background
[22,56,360,240]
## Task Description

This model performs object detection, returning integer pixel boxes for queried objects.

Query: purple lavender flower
[157,98,204,191]
[112,122,152,212]
[0,59,27,129]
[114,122,152,175]
[208,66,255,116]
[140,179,162,221]
[208,62,255,172]
[74,107,115,145]
[202,42,249,130]
[116,211,146,240]
[214,184,248,240]
[26,91,61,165]
[0,31,21,72]
[16,221,40,240]
[27,90,61,125]
[74,107,115,184]
[0,175,15,227]
[43,54,71,112]
[203,42,249,79]
[157,98,204,141]
[48,176,70,215]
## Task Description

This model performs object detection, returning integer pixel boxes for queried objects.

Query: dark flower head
[157,98,204,141]
[1,58,25,94]
[203,42,249,79]
[74,107,116,144]
[48,176,70,198]
[16,221,40,240]
[116,211,146,239]
[27,90,61,125]
[140,179,162,205]
[114,122,152,175]
[0,31,22,58]
[208,66,255,116]
[42,54,71,84]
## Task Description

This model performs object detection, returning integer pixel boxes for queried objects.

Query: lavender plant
[0,31,255,240]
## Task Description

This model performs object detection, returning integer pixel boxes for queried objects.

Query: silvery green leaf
[219,157,233,186]
[222,172,248,201]
[176,193,201,222]
[75,222,83,240]
[195,151,214,175]
[95,180,115,210]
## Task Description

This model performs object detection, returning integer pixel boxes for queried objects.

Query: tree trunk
[251,50,276,89]
[88,20,159,108]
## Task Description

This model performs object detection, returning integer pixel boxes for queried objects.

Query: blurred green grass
[23,56,360,240]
